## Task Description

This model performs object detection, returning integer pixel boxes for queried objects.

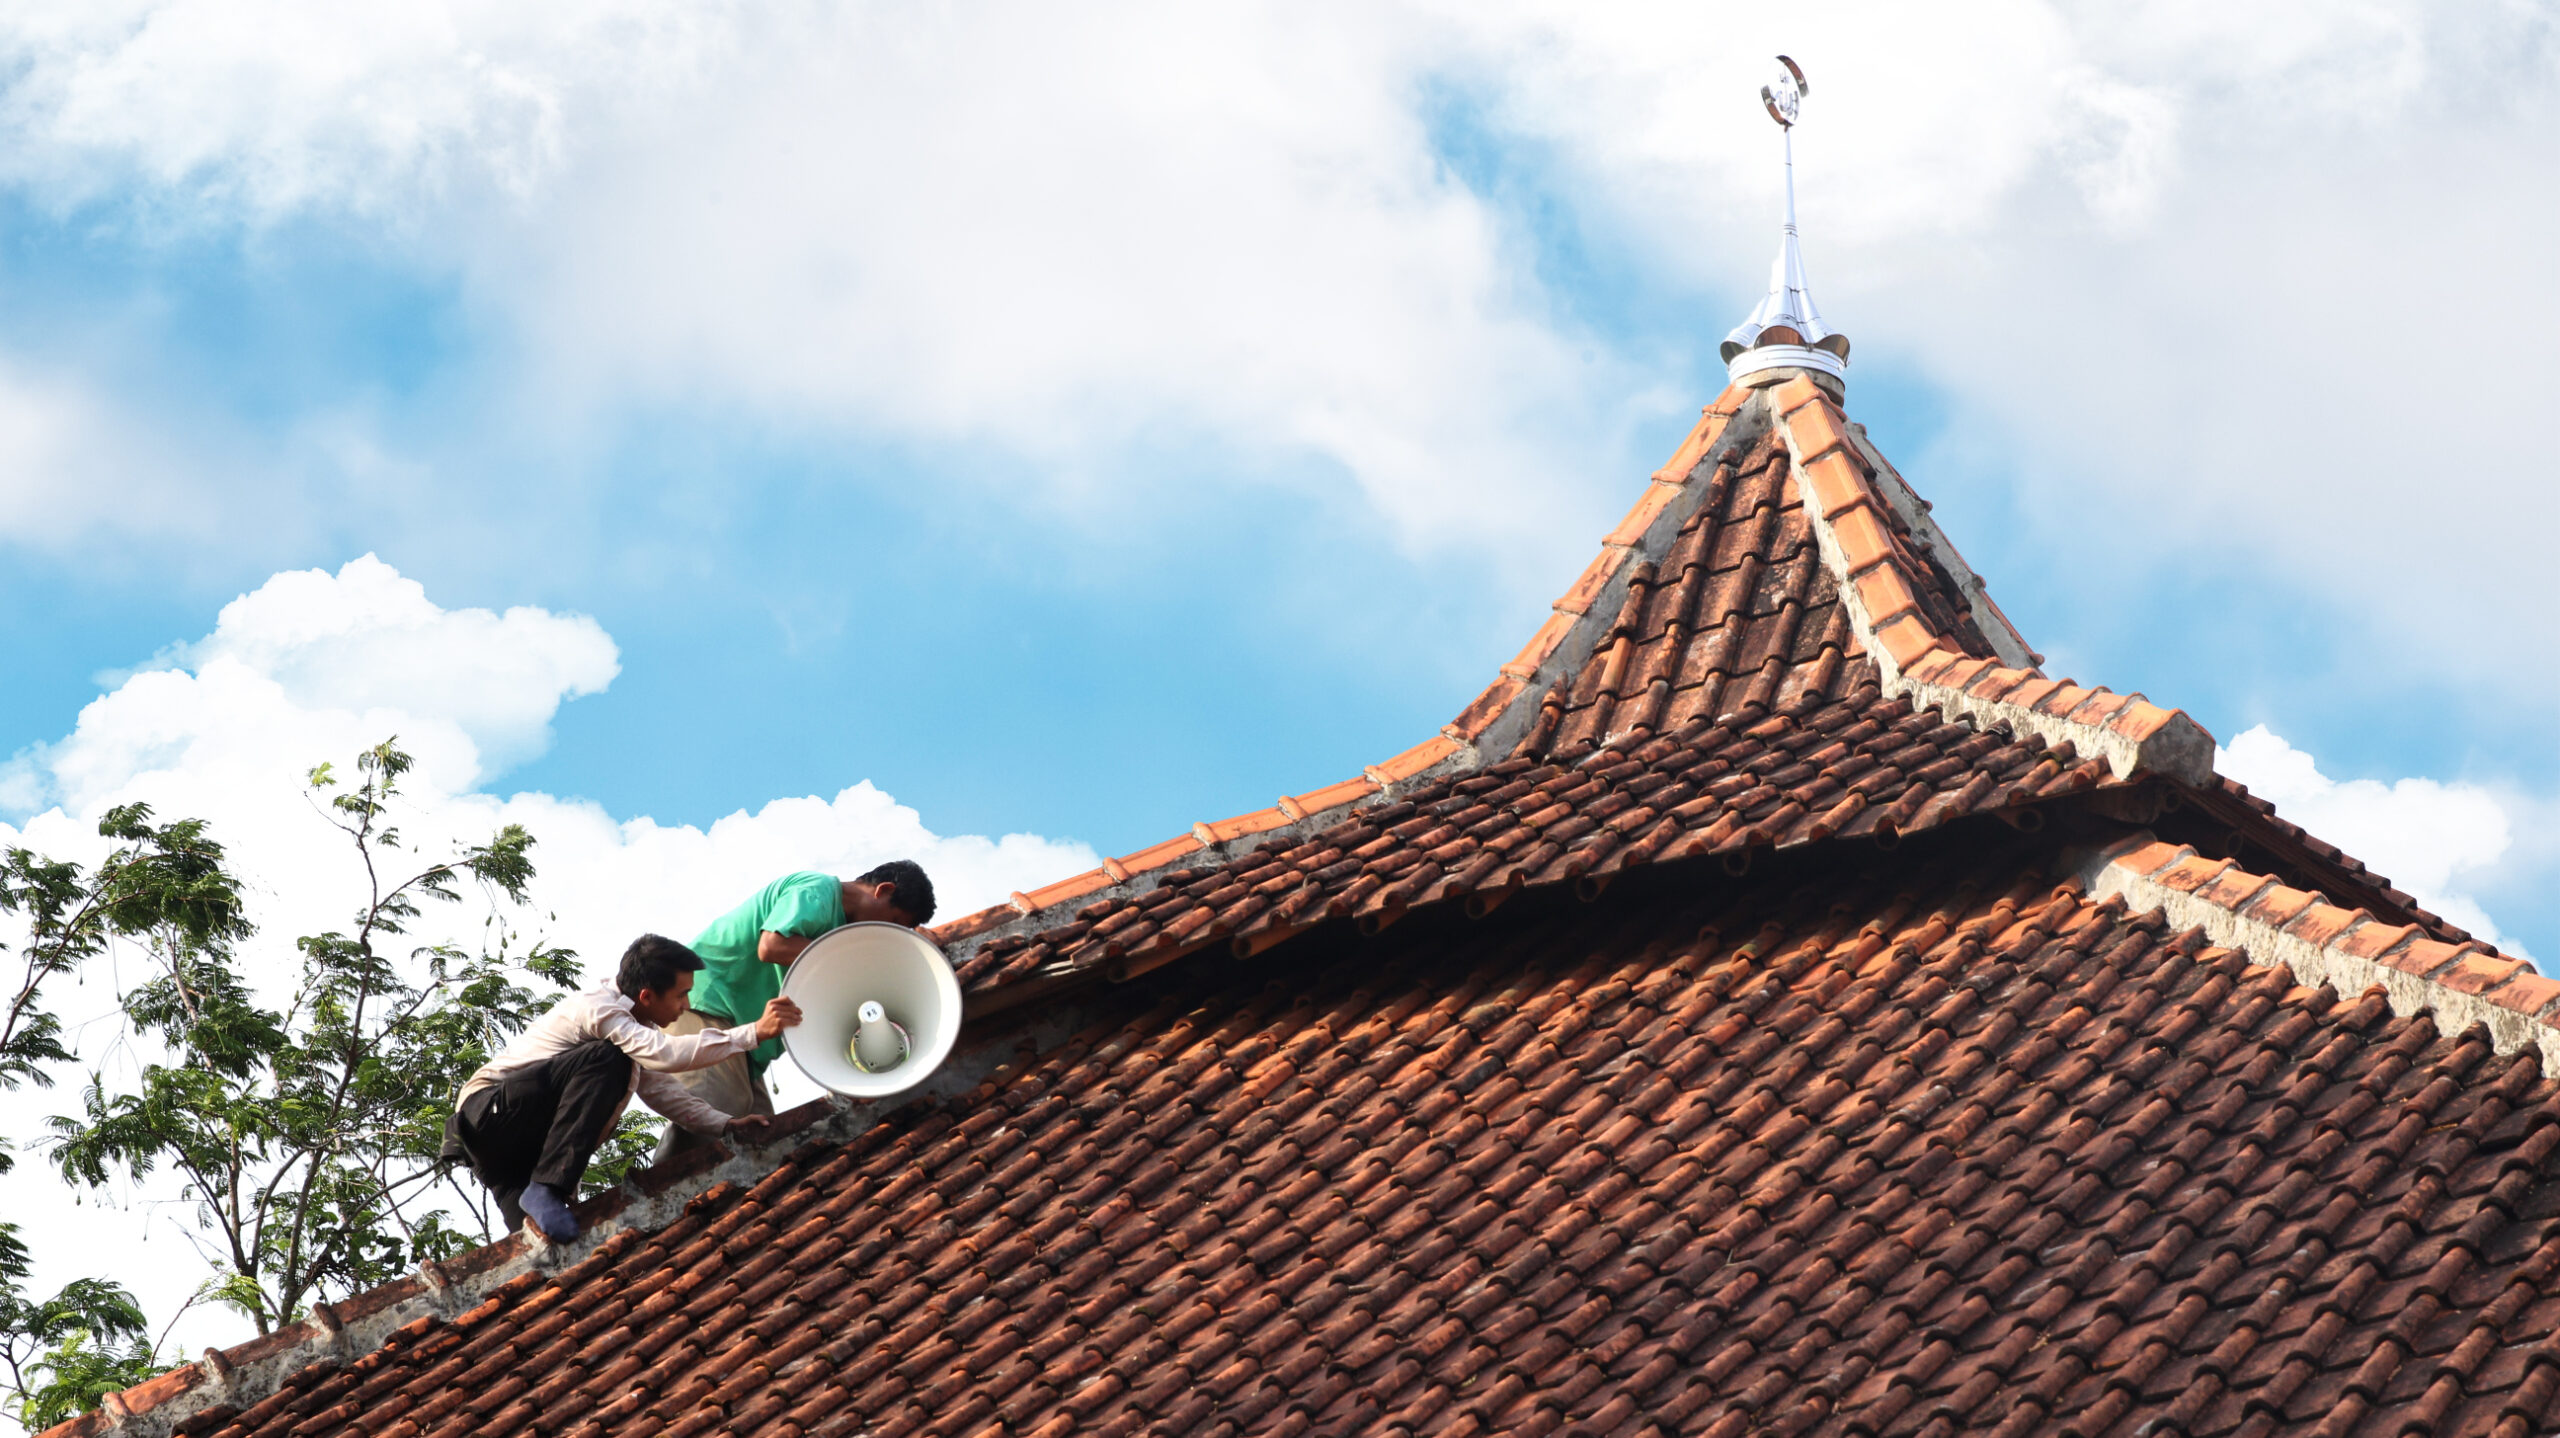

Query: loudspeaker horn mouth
[779,921,963,1100]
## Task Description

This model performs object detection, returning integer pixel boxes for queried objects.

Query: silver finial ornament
[1761,55,1806,128]
[1724,54,1850,387]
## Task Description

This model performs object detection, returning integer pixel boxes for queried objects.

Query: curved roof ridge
[1765,374,2034,674]
[924,383,1769,965]
[2075,831,2553,1065]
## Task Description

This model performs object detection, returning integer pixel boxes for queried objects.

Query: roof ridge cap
[47,1016,1064,1438]
[1767,375,2035,675]
[926,382,1768,977]
[1899,647,2216,787]
[2073,833,2554,1065]
[1760,374,2216,789]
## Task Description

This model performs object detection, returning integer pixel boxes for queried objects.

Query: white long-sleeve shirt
[458,985,765,1137]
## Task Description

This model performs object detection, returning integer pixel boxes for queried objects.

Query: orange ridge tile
[2282,903,2367,948]
[1784,400,1856,464]
[1502,612,1577,682]
[2333,920,2419,962]
[1828,504,1894,575]
[2492,972,2560,1021]
[1602,481,1686,549]
[929,904,1019,945]
[2063,691,2134,727]
[1853,566,1921,627]
[1649,408,1732,484]
[1199,809,1294,846]
[1798,451,1868,520]
[1902,663,2215,786]
[1999,676,2064,713]
[1870,614,1937,669]
[1290,776,1382,815]
[1446,676,1530,741]
[1553,546,1631,617]
[2193,867,2276,912]
[2237,882,2321,928]
[2033,683,2093,718]
[1368,736,1462,787]
[1966,667,2036,704]
[1931,656,1999,694]
[2082,835,2554,1073]
[2152,854,2236,895]
[1017,869,1118,913]
[2103,699,2187,743]
[2437,951,2525,993]
[1113,833,1204,877]
[1768,375,1826,415]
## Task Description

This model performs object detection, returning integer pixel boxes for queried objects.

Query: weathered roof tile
[74,374,2533,1438]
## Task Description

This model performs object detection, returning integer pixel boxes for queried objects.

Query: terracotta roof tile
[106,839,2560,1438]
[1199,808,1294,846]
[1601,481,1687,549]
[2078,836,2549,1074]
[1109,833,1201,876]
[1501,612,1578,682]
[2189,776,2472,944]
[1798,448,1867,519]
[1367,736,1463,786]
[1550,546,1629,617]
[1784,395,1856,462]
[73,377,2535,1438]
[1019,868,1116,911]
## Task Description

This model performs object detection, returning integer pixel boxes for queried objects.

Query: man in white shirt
[441,933,803,1242]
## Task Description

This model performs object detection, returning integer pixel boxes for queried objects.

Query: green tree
[0,805,252,1424]
[46,740,596,1337]
[1,805,255,1135]
[0,1223,153,1431]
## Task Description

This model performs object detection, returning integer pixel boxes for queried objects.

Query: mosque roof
[54,364,2557,1438]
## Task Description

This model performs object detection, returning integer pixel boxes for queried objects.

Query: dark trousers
[440,1039,632,1229]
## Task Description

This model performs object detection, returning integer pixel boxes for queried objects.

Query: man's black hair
[618,934,705,1000]
[854,859,937,924]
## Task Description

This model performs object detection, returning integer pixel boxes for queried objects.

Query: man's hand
[755,995,803,1042]
[725,1114,774,1141]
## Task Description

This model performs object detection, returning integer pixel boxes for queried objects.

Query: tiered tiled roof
[53,369,2546,1438]
[82,839,2560,1438]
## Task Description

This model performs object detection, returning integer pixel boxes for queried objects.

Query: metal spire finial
[1723,54,1850,387]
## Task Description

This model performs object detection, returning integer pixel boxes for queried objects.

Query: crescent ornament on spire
[1722,53,1850,386]
[1761,54,1807,128]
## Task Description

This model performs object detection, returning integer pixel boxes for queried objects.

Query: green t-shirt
[690,871,844,1073]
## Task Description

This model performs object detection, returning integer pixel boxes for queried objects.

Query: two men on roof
[442,861,939,1243]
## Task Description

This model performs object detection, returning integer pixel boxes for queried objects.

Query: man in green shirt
[654,860,938,1160]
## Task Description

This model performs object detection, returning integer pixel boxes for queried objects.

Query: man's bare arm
[757,930,815,966]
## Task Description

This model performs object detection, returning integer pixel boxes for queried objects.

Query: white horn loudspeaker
[779,921,963,1099]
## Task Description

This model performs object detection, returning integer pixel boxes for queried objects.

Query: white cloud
[2218,724,2526,954]
[0,354,208,544]
[1474,4,2559,702]
[0,557,1094,1381]
[0,4,2544,700]
[4,552,1091,995]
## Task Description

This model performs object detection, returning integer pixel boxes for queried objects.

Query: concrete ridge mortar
[2071,832,2556,1070]
[42,1003,1100,1438]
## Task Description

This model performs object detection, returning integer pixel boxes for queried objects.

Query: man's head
[618,933,705,1026]
[842,860,936,928]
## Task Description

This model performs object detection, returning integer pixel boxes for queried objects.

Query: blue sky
[0,5,2550,941]
[0,1,2551,1386]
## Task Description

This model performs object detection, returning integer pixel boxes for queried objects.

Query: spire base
[1727,344,1845,389]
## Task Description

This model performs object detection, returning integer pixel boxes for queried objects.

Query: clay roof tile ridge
[2073,833,2556,1072]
